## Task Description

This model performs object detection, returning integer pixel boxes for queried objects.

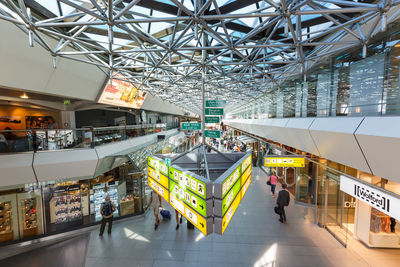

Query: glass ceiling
[0,0,393,114]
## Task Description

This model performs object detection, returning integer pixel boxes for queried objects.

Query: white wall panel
[141,94,185,115]
[33,149,98,182]
[0,21,106,101]
[308,117,371,173]
[0,153,36,186]
[355,116,400,183]
[282,118,320,156]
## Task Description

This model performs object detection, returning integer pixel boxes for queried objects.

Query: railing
[0,123,169,153]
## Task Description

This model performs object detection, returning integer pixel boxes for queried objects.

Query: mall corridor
[0,168,375,267]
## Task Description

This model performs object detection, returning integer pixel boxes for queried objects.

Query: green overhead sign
[204,130,221,138]
[169,179,208,217]
[205,116,220,123]
[181,122,201,130]
[206,100,226,107]
[205,108,223,115]
[169,166,207,199]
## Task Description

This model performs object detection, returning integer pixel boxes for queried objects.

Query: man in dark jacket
[276,184,290,223]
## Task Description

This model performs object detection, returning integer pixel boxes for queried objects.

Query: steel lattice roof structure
[0,0,399,114]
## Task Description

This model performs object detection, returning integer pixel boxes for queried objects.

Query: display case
[50,195,68,224]
[67,194,82,222]
[0,201,13,243]
[90,183,119,221]
[17,191,44,240]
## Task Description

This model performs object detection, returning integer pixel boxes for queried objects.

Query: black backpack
[102,202,113,216]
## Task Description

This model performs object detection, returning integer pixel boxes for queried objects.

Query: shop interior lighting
[20,93,29,99]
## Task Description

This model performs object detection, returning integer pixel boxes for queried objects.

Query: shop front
[0,163,148,245]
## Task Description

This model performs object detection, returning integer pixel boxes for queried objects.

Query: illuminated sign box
[147,152,253,236]
[264,156,305,167]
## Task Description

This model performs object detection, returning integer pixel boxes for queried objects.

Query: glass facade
[228,22,400,119]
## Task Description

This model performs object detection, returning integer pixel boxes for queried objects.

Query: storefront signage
[148,177,169,202]
[148,166,169,189]
[169,166,207,199]
[170,195,210,235]
[169,179,208,218]
[264,156,305,167]
[148,156,168,176]
[340,175,400,221]
[181,122,201,130]
[205,108,224,116]
[204,130,221,138]
[205,116,220,123]
[205,100,226,107]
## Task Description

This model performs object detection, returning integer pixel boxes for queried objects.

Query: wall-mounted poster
[98,75,147,109]
[0,116,21,128]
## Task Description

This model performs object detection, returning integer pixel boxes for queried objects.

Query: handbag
[274,206,281,215]
[267,181,271,185]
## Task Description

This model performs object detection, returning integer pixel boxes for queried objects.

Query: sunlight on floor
[253,243,277,267]
[195,232,205,242]
[123,228,150,242]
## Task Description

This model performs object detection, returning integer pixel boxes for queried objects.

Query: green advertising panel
[181,122,201,130]
[148,156,168,176]
[205,116,220,123]
[169,179,208,217]
[221,164,241,198]
[206,100,226,107]
[205,108,223,115]
[169,166,207,199]
[221,178,241,216]
[204,130,221,138]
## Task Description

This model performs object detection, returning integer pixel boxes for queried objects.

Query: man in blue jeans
[276,184,290,223]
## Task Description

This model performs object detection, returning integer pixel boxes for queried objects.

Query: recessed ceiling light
[20,93,29,99]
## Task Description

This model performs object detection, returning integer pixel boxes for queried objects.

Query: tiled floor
[2,167,395,267]
[82,167,369,267]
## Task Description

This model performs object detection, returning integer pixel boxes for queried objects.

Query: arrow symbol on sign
[200,204,204,209]
[223,204,226,209]
[200,222,204,227]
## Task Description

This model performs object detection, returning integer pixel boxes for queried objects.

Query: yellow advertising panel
[148,166,169,189]
[221,189,241,234]
[148,177,169,202]
[264,157,305,167]
[241,176,251,199]
[170,195,208,235]
[241,165,252,187]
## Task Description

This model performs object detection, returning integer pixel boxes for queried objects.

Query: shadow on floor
[0,234,90,267]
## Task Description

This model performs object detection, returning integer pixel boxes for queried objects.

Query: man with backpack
[99,195,116,236]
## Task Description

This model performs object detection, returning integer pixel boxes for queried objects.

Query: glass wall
[228,21,400,119]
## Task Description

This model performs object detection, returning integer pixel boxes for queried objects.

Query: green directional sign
[169,166,207,199]
[181,122,201,130]
[204,130,221,138]
[169,179,208,217]
[205,108,223,115]
[206,100,226,107]
[221,178,242,216]
[205,116,220,123]
[148,156,168,176]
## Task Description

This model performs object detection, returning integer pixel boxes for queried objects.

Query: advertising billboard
[98,75,147,109]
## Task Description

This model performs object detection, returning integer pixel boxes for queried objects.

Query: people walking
[175,209,182,230]
[99,195,116,236]
[269,171,278,196]
[276,184,290,223]
[148,190,162,230]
